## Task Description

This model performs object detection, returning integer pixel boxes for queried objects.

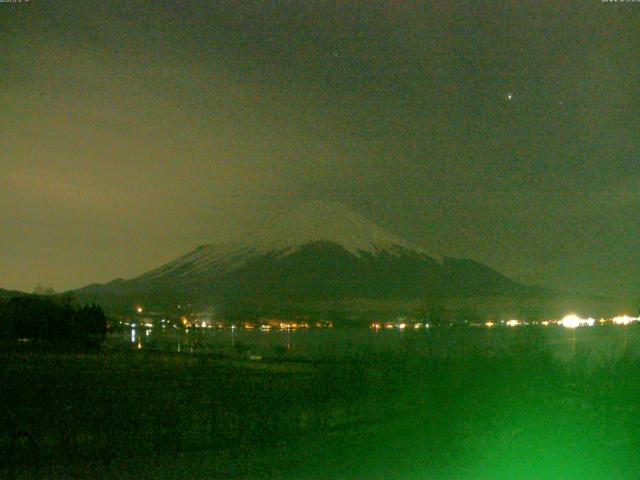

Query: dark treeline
[0,294,107,347]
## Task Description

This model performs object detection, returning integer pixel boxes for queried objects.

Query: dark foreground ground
[2,341,640,479]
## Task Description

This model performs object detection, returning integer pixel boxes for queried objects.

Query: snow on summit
[136,201,431,282]
[247,200,424,255]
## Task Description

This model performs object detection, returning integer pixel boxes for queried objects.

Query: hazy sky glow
[1,1,639,296]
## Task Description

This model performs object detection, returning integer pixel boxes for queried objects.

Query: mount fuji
[76,201,528,309]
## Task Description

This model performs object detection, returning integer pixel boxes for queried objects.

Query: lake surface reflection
[107,325,640,362]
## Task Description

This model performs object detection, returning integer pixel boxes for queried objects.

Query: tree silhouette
[1,295,107,348]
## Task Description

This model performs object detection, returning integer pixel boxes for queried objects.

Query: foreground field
[2,345,640,479]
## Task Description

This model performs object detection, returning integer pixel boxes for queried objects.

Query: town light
[612,315,639,326]
[560,314,594,329]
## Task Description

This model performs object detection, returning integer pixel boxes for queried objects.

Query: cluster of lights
[487,314,639,329]
[559,314,595,329]
[131,304,639,332]
[612,315,639,326]
[278,322,310,330]
[370,322,428,331]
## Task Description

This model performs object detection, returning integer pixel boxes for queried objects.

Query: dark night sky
[1,1,639,296]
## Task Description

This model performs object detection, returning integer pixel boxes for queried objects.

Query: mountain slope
[133,201,431,285]
[76,201,528,307]
[0,288,26,301]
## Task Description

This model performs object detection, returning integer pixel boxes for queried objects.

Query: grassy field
[2,343,640,479]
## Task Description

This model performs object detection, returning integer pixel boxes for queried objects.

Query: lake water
[107,325,640,362]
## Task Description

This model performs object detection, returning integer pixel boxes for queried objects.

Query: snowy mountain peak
[79,200,527,302]
[247,200,425,256]
[135,201,432,282]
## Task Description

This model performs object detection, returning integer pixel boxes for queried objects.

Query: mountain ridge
[76,201,531,309]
